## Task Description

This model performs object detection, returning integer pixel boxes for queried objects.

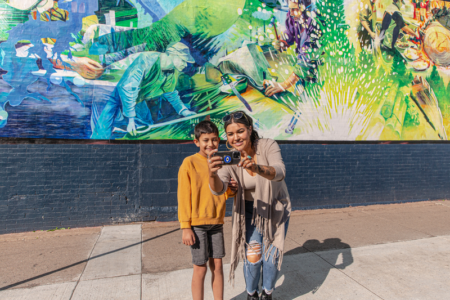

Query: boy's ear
[194,139,200,147]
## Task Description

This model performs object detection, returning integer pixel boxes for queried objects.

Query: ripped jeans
[244,200,289,295]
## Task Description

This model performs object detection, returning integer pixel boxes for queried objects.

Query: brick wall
[1,142,449,234]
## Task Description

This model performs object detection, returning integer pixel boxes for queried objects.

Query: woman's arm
[253,164,277,181]
[241,140,286,181]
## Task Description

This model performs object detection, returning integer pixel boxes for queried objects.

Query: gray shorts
[191,224,225,266]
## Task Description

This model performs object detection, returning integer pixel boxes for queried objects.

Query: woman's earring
[226,140,233,150]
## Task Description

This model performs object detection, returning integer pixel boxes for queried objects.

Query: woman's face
[226,122,252,152]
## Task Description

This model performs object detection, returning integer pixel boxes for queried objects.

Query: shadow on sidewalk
[232,238,353,299]
[0,228,179,291]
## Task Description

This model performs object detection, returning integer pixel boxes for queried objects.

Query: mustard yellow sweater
[178,153,230,229]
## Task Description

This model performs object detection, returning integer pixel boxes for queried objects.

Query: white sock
[264,288,273,295]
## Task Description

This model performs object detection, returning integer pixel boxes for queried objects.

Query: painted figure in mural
[91,42,196,139]
[379,0,420,53]
[2,0,449,141]
[265,0,323,97]
[358,0,377,50]
[65,0,248,139]
[70,0,245,80]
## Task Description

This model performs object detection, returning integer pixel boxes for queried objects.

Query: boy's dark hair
[194,120,219,140]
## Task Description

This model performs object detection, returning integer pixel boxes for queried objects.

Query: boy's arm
[177,162,192,229]
[178,162,196,246]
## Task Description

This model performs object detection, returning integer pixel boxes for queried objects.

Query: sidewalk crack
[68,227,102,300]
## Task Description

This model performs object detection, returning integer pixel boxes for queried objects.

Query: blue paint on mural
[0,0,449,140]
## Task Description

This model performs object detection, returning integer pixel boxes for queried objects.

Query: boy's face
[194,133,220,157]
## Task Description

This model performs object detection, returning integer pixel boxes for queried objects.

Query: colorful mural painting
[1,0,450,140]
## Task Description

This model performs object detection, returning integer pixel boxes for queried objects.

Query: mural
[0,0,450,140]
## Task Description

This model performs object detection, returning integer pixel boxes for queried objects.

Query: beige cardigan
[211,138,291,283]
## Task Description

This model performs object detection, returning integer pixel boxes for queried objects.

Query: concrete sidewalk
[1,200,450,299]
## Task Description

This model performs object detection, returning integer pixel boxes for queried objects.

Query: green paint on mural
[0,0,448,140]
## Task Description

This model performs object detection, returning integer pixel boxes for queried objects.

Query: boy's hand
[229,178,238,194]
[207,150,223,177]
[182,228,196,246]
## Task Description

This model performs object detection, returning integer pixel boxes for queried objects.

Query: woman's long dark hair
[223,111,260,147]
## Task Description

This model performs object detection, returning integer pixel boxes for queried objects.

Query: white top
[243,170,256,202]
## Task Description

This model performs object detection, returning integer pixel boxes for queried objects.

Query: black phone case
[214,151,241,165]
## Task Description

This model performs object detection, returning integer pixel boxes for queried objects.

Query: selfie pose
[208,111,291,300]
[178,120,237,300]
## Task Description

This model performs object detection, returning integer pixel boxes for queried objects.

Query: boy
[178,120,235,300]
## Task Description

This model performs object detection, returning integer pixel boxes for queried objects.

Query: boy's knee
[209,258,223,271]
[246,241,262,263]
[193,264,208,276]
[214,261,223,272]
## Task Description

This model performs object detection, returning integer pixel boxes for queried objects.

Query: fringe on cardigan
[252,207,285,271]
[228,203,287,285]
[229,216,246,286]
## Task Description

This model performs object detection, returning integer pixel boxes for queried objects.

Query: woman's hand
[239,150,277,180]
[207,149,223,177]
[238,149,255,170]
[182,228,196,246]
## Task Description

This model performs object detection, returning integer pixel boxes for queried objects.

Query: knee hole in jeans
[246,241,262,264]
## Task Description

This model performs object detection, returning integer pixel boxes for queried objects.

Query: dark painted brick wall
[1,143,449,234]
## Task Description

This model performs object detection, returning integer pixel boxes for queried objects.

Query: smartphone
[213,151,241,165]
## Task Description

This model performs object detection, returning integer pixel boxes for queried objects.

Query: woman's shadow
[232,238,353,299]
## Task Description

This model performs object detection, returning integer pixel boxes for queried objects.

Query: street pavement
[1,200,450,299]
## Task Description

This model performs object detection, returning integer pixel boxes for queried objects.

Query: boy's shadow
[232,238,353,299]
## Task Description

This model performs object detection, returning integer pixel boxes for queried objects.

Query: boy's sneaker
[247,291,259,300]
[260,290,272,300]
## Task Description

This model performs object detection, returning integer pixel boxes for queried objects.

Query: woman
[208,111,291,300]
